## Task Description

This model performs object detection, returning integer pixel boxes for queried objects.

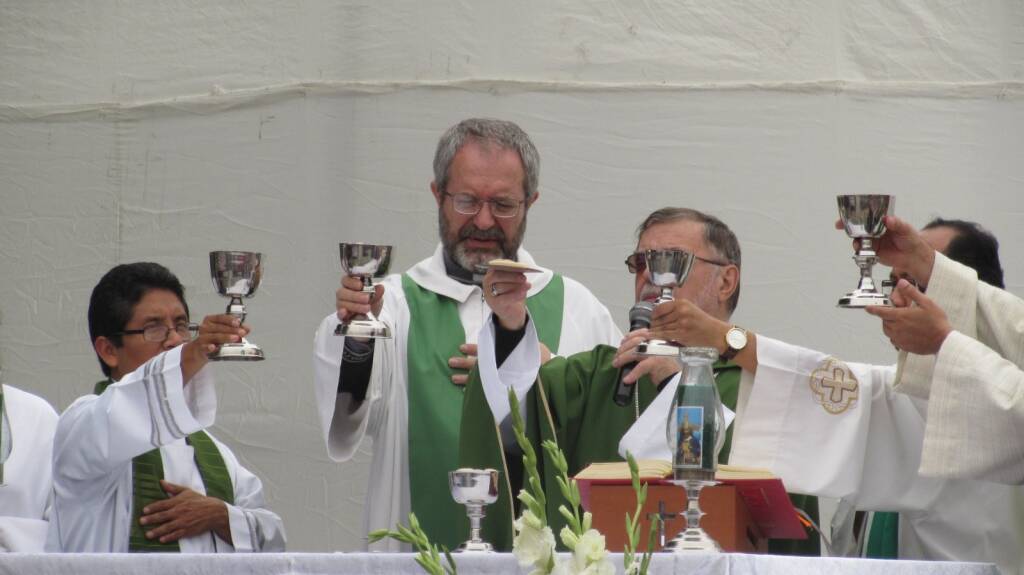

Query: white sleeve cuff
[225,503,254,552]
[479,313,540,425]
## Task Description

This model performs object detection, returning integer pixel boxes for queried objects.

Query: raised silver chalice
[636,249,695,357]
[209,251,265,361]
[335,243,392,339]
[449,468,499,553]
[837,195,894,308]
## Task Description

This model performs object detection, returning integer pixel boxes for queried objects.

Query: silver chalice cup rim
[837,194,893,238]
[449,468,499,505]
[339,242,393,275]
[209,250,263,297]
[645,249,695,288]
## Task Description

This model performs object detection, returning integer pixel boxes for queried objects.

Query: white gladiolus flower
[569,529,614,575]
[513,510,556,573]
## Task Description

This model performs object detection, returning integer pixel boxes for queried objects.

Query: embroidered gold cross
[809,359,859,414]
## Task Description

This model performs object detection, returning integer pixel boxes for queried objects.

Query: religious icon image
[675,406,704,468]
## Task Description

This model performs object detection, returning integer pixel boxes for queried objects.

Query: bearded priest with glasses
[311,118,621,551]
[48,262,286,553]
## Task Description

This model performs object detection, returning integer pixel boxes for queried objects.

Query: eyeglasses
[624,251,729,275]
[444,192,525,219]
[113,323,199,343]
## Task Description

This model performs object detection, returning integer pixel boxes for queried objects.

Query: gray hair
[433,118,540,200]
[636,207,742,314]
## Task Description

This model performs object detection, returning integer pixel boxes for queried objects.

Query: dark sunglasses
[624,251,729,274]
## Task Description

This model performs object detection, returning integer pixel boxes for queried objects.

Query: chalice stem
[467,504,485,544]
[225,296,247,323]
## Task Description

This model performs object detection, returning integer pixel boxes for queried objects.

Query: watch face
[726,328,747,349]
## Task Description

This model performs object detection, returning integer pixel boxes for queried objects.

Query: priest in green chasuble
[460,207,820,554]
[312,118,622,551]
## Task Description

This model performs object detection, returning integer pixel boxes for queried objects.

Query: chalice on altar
[449,468,499,553]
[335,243,392,339]
[837,195,894,308]
[636,249,695,357]
[664,346,725,553]
[209,250,265,361]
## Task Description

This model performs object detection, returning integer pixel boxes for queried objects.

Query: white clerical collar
[406,244,554,303]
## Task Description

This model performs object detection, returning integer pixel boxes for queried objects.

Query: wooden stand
[584,483,767,553]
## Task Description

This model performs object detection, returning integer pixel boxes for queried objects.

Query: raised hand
[649,299,730,353]
[336,275,385,322]
[482,269,530,331]
[866,279,952,355]
[837,215,935,286]
[181,314,249,383]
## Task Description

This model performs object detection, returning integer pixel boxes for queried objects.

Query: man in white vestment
[865,217,1024,485]
[312,118,620,550]
[657,218,1024,573]
[0,380,58,552]
[49,262,286,553]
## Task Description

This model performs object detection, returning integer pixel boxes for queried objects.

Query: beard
[439,212,527,272]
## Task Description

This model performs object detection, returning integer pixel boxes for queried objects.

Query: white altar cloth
[0,553,999,575]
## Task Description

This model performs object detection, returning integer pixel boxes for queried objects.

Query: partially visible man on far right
[714,217,1023,574]
[865,216,1024,486]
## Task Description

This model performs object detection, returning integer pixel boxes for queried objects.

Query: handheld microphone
[613,301,656,406]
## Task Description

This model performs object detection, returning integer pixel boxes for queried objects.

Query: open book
[574,460,775,482]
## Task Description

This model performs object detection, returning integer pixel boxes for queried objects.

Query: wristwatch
[720,326,748,362]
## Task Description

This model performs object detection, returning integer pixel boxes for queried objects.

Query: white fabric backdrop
[1,1,1022,552]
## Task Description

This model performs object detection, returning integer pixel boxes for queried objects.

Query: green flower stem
[509,389,547,526]
[623,452,657,575]
[368,513,457,575]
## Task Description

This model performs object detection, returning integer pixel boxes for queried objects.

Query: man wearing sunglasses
[458,207,821,553]
[49,262,285,553]
[712,218,1022,573]
[312,118,620,550]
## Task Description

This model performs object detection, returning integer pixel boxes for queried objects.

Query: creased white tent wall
[1,1,1022,551]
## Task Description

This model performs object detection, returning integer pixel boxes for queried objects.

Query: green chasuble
[93,380,234,552]
[402,273,564,552]
[460,355,820,555]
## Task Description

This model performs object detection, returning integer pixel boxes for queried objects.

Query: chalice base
[667,527,722,553]
[636,339,681,357]
[210,339,265,361]
[454,540,494,553]
[335,320,392,339]
[837,290,892,308]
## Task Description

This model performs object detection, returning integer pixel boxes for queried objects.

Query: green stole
[402,273,565,551]
[93,380,234,552]
[714,364,821,556]
[865,512,899,558]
